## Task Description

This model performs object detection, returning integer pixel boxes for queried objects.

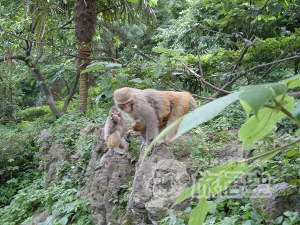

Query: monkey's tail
[190,95,198,109]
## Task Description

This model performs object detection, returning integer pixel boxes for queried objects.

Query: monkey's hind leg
[165,106,187,143]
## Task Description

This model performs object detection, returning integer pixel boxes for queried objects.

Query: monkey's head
[109,106,121,122]
[109,106,120,115]
[114,88,132,113]
[131,119,145,132]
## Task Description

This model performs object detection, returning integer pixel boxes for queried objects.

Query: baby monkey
[104,106,131,155]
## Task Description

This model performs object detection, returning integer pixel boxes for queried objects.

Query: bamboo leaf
[175,92,240,139]
[141,118,183,164]
[189,198,211,225]
[172,180,204,207]
[208,161,247,197]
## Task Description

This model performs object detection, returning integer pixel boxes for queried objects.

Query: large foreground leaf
[239,95,294,150]
[283,74,300,89]
[174,92,241,139]
[239,83,287,118]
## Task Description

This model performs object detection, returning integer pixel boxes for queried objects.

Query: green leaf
[172,180,204,207]
[172,161,229,206]
[263,14,276,21]
[170,49,184,53]
[275,216,284,224]
[216,17,228,24]
[267,83,287,96]
[105,63,122,68]
[58,217,68,225]
[104,87,114,98]
[39,216,53,225]
[240,100,252,118]
[208,161,247,197]
[174,92,240,140]
[208,202,217,214]
[30,79,35,86]
[130,78,143,83]
[189,198,211,225]
[127,0,138,2]
[153,63,163,77]
[286,150,300,157]
[173,160,246,209]
[81,62,105,73]
[283,74,300,89]
[239,94,294,150]
[293,102,300,124]
[116,74,128,84]
[242,150,281,178]
[81,62,121,73]
[153,48,170,53]
[99,77,112,89]
[239,83,287,118]
[278,0,288,9]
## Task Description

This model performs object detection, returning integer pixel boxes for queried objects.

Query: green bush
[16,106,50,121]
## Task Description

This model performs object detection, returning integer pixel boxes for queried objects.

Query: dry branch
[182,62,231,94]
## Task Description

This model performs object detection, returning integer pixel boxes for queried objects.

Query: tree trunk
[79,72,88,113]
[32,68,62,118]
[74,0,96,114]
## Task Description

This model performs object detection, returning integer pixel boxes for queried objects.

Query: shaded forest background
[1,0,300,224]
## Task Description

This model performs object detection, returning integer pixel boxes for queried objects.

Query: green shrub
[16,106,50,121]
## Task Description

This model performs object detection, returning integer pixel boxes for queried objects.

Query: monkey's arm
[104,117,119,135]
[138,105,159,146]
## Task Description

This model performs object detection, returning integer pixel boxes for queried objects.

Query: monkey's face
[110,109,120,120]
[118,101,132,113]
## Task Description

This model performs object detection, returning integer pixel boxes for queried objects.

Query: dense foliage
[1,0,300,224]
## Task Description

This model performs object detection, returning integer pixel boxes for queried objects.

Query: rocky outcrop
[76,127,135,225]
[75,127,191,225]
[124,144,191,224]
[38,129,72,187]
[36,125,300,225]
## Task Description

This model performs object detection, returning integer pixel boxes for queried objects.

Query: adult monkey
[104,106,131,155]
[114,88,197,145]
[113,88,162,148]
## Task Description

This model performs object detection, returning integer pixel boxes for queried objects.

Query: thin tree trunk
[62,69,81,114]
[32,68,62,118]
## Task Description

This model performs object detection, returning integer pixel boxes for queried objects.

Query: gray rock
[126,143,191,224]
[217,144,253,161]
[45,144,72,187]
[252,182,300,222]
[78,127,135,225]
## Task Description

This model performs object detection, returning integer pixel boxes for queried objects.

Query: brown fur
[114,88,198,144]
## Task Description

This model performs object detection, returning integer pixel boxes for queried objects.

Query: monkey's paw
[111,115,121,122]
[154,139,166,147]
[123,132,131,143]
